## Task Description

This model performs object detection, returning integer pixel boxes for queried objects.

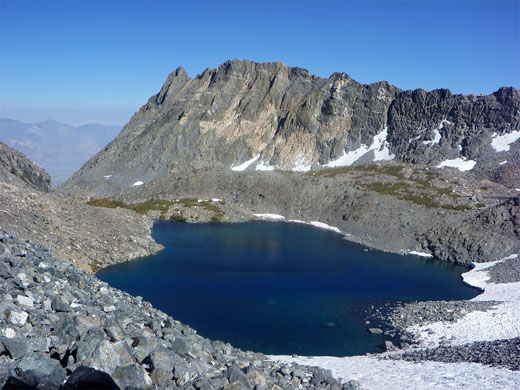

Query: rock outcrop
[61,60,519,195]
[0,142,50,191]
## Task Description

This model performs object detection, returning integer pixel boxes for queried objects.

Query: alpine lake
[97,220,479,356]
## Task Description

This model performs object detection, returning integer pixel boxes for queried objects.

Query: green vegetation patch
[363,181,411,195]
[309,164,406,179]
[87,197,225,221]
[402,193,440,208]
[86,198,127,209]
[87,198,175,216]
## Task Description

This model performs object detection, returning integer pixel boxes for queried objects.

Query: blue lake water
[97,221,480,356]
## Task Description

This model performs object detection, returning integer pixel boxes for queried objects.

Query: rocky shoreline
[2,224,519,389]
[69,164,520,267]
[376,254,520,374]
[0,230,362,389]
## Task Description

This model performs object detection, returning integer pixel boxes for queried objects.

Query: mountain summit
[63,60,519,194]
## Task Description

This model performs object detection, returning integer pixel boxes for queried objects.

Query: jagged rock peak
[62,59,520,194]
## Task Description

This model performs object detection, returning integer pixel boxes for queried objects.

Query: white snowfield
[407,250,434,258]
[491,130,520,152]
[132,181,144,186]
[256,161,275,171]
[436,158,476,172]
[309,221,341,233]
[253,213,285,221]
[271,355,520,390]
[254,216,343,235]
[230,127,395,172]
[409,254,520,348]
[231,154,260,171]
[325,127,394,168]
[272,253,520,389]
[292,153,312,172]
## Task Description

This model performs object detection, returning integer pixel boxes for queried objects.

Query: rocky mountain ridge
[63,60,519,195]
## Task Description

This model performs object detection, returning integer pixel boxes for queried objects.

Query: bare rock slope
[0,141,50,191]
[0,143,161,272]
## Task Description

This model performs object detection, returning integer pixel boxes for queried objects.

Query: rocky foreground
[0,231,362,390]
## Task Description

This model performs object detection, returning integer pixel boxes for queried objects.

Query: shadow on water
[97,221,480,356]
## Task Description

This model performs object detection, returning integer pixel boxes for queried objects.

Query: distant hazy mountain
[0,118,121,185]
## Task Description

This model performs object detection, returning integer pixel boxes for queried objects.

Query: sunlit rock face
[62,60,519,194]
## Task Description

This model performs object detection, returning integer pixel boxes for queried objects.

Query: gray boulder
[15,353,66,389]
[62,366,120,390]
[112,363,152,390]
[227,364,251,388]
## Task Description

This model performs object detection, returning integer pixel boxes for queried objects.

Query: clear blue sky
[1,0,518,125]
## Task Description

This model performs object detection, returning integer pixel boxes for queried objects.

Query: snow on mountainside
[61,60,520,194]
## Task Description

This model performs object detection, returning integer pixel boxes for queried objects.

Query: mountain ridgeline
[63,60,519,194]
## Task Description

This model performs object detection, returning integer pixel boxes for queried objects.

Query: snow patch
[498,160,508,165]
[291,153,312,172]
[104,175,112,178]
[253,213,285,221]
[309,221,341,234]
[211,198,222,202]
[408,254,520,348]
[422,120,450,146]
[256,161,275,171]
[371,127,394,161]
[132,181,144,186]
[231,154,260,171]
[288,219,306,224]
[407,251,434,258]
[271,355,520,390]
[324,145,369,168]
[491,130,520,152]
[436,158,476,171]
[325,127,394,168]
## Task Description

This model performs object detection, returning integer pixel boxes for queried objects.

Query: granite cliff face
[63,60,519,194]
